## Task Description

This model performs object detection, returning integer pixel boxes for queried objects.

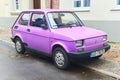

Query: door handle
[27,29,30,32]
[14,26,18,29]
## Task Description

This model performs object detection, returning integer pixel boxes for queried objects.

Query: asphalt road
[0,41,115,80]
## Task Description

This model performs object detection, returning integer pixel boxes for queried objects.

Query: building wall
[45,0,51,8]
[83,20,120,42]
[52,0,59,9]
[0,0,60,27]
[21,0,29,11]
[45,0,59,9]
[0,0,59,17]
[0,17,16,28]
[0,0,11,17]
[0,0,30,17]
[60,0,120,21]
[41,0,46,9]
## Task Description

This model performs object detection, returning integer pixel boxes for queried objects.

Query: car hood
[51,26,107,41]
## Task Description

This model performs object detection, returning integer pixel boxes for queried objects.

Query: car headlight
[103,35,107,41]
[76,40,83,47]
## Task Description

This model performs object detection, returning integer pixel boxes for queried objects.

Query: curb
[82,64,120,79]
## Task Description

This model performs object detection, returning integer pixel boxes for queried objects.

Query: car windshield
[47,12,84,29]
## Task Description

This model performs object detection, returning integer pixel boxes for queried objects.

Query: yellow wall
[0,0,48,17]
[60,0,73,10]
[2,0,119,20]
[21,0,29,11]
[0,0,11,17]
[0,0,29,17]
[41,0,46,9]
[0,0,44,17]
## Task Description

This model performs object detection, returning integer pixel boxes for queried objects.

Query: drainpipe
[50,0,53,9]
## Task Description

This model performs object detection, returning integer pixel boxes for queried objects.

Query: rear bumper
[67,44,110,61]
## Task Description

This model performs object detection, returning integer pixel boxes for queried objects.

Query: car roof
[22,9,72,13]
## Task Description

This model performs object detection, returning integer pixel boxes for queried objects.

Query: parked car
[11,9,110,69]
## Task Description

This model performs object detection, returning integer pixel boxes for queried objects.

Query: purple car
[11,9,110,69]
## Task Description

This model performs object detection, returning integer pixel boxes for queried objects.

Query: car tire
[15,38,25,54]
[53,47,70,69]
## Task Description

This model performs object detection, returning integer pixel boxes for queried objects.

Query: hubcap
[55,51,65,67]
[16,41,22,52]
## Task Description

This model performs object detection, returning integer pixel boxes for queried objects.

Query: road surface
[0,41,115,80]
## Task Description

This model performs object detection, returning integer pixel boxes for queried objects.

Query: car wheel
[53,47,70,69]
[15,38,25,54]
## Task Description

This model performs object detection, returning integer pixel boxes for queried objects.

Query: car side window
[30,13,46,27]
[19,13,30,25]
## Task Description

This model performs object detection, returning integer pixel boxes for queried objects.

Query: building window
[117,0,120,5]
[84,0,90,7]
[74,0,81,7]
[111,0,120,11]
[73,0,90,10]
[13,0,21,11]
[113,0,120,10]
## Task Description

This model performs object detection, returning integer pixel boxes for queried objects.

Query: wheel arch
[13,35,23,43]
[51,43,69,54]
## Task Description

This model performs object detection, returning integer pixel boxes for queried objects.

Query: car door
[26,12,50,54]
[13,12,30,44]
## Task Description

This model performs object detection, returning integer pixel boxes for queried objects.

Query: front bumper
[67,44,110,61]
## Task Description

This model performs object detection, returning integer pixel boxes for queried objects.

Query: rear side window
[19,13,30,25]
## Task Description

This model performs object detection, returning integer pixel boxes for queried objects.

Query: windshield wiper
[53,23,83,28]
[66,22,82,27]
[53,24,67,28]
[53,24,65,26]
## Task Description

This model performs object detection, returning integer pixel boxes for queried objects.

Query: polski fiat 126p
[11,9,110,69]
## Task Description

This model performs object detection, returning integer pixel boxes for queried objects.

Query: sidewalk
[0,27,12,44]
[0,27,120,79]
[82,47,120,79]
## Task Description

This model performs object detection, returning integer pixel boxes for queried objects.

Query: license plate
[90,49,105,58]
